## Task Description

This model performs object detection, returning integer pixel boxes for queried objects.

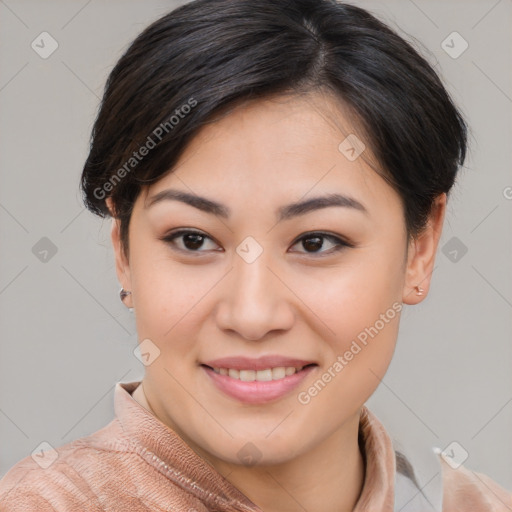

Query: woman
[1,0,510,510]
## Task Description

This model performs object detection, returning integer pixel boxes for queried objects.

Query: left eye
[290,232,350,255]
[160,230,351,255]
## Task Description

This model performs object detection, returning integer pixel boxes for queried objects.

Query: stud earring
[415,285,424,296]
[119,288,132,303]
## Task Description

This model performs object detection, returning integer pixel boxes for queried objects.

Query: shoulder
[392,445,511,511]
[0,419,135,511]
[0,447,103,511]
[439,454,512,511]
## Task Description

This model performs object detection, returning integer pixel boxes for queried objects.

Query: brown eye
[161,230,220,253]
[181,232,206,250]
[290,232,351,256]
[302,235,324,252]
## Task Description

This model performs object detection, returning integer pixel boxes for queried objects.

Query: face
[110,92,445,469]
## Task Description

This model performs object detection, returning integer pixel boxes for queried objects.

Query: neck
[132,381,157,415]
[217,412,365,512]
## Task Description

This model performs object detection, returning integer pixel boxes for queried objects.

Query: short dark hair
[80,0,468,258]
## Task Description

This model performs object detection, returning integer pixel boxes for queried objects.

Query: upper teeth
[212,366,304,381]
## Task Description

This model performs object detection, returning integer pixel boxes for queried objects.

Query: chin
[203,435,305,468]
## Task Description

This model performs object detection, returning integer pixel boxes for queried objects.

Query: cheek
[291,246,403,402]
[128,243,223,365]
[292,243,405,343]
[295,295,401,418]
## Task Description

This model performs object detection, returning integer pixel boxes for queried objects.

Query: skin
[106,92,446,512]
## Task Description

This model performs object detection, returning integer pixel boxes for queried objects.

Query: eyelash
[159,229,354,257]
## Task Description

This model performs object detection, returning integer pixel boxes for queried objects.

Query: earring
[415,285,424,296]
[119,288,132,302]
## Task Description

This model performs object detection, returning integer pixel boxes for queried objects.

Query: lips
[200,355,318,404]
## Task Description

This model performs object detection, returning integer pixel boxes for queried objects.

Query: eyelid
[160,229,221,254]
[291,231,354,249]
[289,232,354,257]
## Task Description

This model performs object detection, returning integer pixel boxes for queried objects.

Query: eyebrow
[146,189,368,221]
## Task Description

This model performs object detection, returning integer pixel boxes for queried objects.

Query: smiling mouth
[201,362,319,404]
[201,364,317,382]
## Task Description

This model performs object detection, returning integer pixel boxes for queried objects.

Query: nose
[215,250,295,341]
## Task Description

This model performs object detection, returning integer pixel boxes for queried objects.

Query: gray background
[1,0,511,492]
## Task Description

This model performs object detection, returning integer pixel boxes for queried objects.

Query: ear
[402,193,446,305]
[106,198,133,308]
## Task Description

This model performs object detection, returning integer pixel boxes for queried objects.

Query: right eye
[160,229,222,254]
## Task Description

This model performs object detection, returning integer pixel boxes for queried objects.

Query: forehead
[139,93,400,221]
[175,92,365,172]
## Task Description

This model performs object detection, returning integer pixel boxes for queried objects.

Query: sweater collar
[116,380,395,511]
